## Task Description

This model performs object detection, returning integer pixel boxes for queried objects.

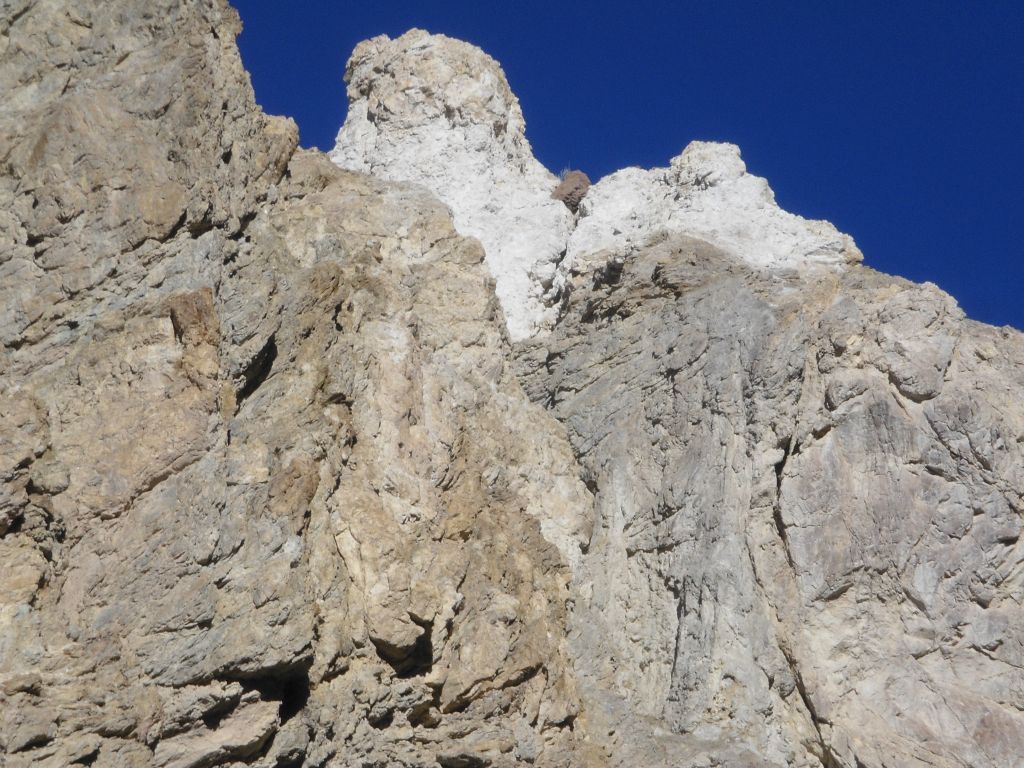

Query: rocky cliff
[2,5,1022,768]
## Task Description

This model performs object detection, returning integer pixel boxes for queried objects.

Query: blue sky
[233,1,1023,330]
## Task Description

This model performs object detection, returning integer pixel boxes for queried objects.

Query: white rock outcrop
[333,32,862,341]
[567,141,863,270]
[331,29,574,340]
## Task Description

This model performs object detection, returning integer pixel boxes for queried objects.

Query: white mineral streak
[333,31,861,340]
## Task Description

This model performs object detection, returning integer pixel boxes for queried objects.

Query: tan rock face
[2,4,1022,768]
[1,3,592,766]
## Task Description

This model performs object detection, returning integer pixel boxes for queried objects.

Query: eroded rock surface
[518,236,1024,767]
[331,29,576,341]
[2,5,1023,768]
[566,141,863,271]
[1,4,591,766]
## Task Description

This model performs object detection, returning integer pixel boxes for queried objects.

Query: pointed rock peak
[672,141,750,184]
[341,29,527,151]
[333,29,572,341]
[333,32,862,341]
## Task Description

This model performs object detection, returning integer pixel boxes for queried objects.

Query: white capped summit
[331,29,574,341]
[568,141,862,270]
[332,29,861,340]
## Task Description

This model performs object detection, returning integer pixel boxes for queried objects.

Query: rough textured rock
[565,142,863,271]
[517,236,1024,767]
[551,171,590,214]
[331,30,577,341]
[331,32,861,340]
[1,5,590,767]
[3,5,1023,768]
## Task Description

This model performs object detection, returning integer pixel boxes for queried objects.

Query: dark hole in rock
[371,616,434,678]
[6,512,25,535]
[437,753,491,768]
[201,703,233,730]
[236,663,312,725]
[238,335,277,403]
[187,215,214,238]
[368,708,394,729]
[593,257,624,288]
[277,672,312,722]
[72,749,99,765]
[407,683,443,728]
[14,732,53,752]
[773,436,792,494]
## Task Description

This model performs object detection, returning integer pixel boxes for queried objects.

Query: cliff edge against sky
[2,5,1023,768]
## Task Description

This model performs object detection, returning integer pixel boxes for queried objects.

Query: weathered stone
[331,29,577,340]
[152,693,278,768]
[551,170,591,213]
[516,237,1024,766]
[2,5,1021,768]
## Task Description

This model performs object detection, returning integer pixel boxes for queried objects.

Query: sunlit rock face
[331,29,575,341]
[332,31,860,342]
[567,140,862,272]
[3,6,1023,768]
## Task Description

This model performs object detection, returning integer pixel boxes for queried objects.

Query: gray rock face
[517,236,1024,766]
[2,3,1022,768]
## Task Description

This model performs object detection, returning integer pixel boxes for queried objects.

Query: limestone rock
[516,237,1024,767]
[2,5,1022,768]
[332,32,861,343]
[331,29,576,341]
[567,141,863,272]
[152,692,279,768]
[1,4,592,766]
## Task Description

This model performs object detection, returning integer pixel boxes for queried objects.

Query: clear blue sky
[233,1,1023,330]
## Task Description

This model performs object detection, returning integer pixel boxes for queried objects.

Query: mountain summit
[332,30,861,340]
[2,6,1022,768]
